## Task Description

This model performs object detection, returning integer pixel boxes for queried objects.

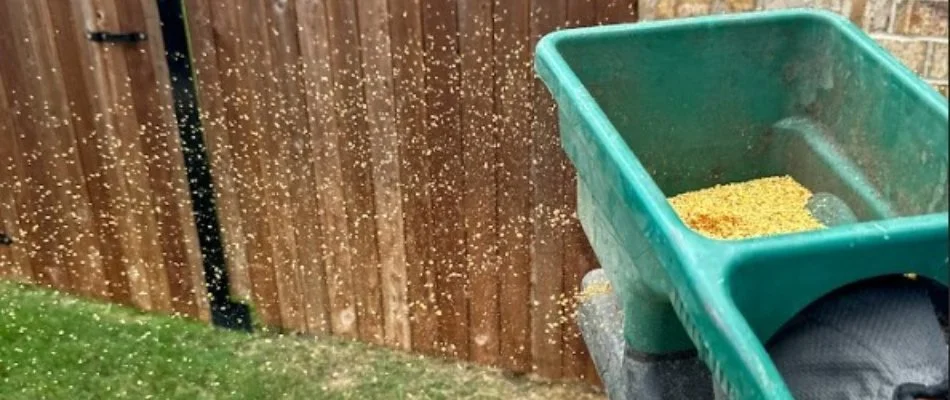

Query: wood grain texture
[458,0,500,366]
[389,0,438,354]
[358,0,411,350]
[296,0,358,338]
[0,0,105,297]
[0,0,207,320]
[563,216,600,383]
[254,0,305,333]
[326,0,385,344]
[0,75,31,282]
[240,0,295,330]
[422,0,469,359]
[183,0,252,303]
[493,0,533,373]
[45,0,120,301]
[529,0,568,380]
[211,2,283,327]
[263,0,331,335]
[120,0,206,317]
[567,0,598,27]
[77,0,162,310]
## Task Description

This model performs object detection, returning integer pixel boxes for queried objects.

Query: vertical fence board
[458,0,500,366]
[32,0,108,298]
[0,76,31,282]
[529,0,568,380]
[358,0,412,350]
[493,0,534,373]
[296,0,359,338]
[271,0,320,334]
[389,0,438,354]
[76,0,165,310]
[62,0,136,306]
[326,0,385,344]
[232,3,283,328]
[115,0,176,316]
[251,0,306,333]
[422,0,469,359]
[263,0,332,335]
[239,1,292,329]
[45,0,122,301]
[563,220,601,384]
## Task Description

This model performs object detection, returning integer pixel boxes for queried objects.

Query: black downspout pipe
[156,0,250,331]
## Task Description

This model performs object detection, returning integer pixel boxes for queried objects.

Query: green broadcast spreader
[535,9,949,399]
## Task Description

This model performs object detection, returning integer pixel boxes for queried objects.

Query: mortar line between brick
[923,42,935,77]
[871,32,950,44]
[886,0,900,32]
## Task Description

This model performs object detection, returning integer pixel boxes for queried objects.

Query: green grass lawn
[0,282,602,400]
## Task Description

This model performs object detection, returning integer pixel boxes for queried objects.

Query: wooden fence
[0,0,209,320]
[0,0,637,382]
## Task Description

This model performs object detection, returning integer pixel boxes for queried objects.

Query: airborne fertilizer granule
[668,176,825,240]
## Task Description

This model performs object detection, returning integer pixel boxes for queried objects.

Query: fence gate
[0,0,209,320]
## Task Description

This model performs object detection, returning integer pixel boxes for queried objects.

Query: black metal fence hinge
[86,31,147,44]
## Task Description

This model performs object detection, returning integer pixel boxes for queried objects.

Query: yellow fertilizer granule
[576,281,613,303]
[668,176,825,240]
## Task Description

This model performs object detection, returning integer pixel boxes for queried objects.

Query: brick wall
[639,0,950,96]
